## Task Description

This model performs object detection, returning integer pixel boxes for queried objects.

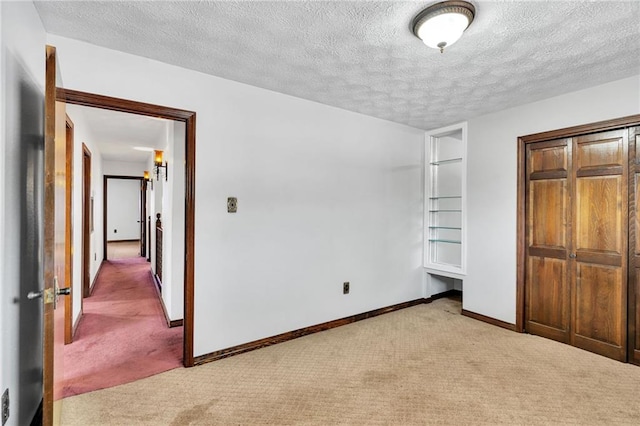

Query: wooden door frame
[43,44,56,426]
[516,114,640,335]
[103,175,144,260]
[57,88,196,367]
[82,144,92,298]
[65,116,75,344]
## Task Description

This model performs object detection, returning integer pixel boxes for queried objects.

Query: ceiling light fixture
[412,1,475,53]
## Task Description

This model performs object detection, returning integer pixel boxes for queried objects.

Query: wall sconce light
[412,1,475,53]
[143,170,153,190]
[154,150,168,181]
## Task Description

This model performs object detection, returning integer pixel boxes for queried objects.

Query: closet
[519,116,640,364]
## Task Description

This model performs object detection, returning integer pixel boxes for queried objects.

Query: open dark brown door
[44,44,69,426]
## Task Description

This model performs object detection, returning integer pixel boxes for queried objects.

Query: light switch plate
[227,197,237,213]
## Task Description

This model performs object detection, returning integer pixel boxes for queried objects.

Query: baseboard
[461,309,516,331]
[89,261,104,296]
[424,289,462,304]
[194,298,425,366]
[72,307,83,338]
[150,271,183,328]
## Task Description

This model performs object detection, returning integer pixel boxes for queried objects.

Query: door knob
[27,291,43,300]
[569,253,576,258]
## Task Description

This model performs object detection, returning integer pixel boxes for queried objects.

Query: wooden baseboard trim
[150,271,183,328]
[424,289,462,304]
[461,309,516,331]
[169,319,184,327]
[89,261,104,295]
[194,298,424,365]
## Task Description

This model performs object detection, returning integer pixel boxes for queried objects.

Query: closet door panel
[529,180,567,249]
[575,176,622,256]
[574,263,625,359]
[572,130,627,361]
[525,140,570,342]
[527,257,568,338]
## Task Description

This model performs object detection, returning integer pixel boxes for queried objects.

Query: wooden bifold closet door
[525,127,632,362]
[630,126,640,364]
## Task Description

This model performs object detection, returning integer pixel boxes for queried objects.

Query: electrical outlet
[343,282,350,295]
[2,388,9,426]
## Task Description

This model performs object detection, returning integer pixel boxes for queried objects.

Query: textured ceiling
[36,1,640,131]
[66,104,170,162]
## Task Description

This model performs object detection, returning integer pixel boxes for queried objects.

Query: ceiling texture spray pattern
[35,1,640,130]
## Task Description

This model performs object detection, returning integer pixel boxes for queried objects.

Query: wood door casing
[631,128,640,364]
[571,130,627,361]
[525,139,571,342]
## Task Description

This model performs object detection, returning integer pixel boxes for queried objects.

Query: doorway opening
[103,175,145,260]
[56,88,196,371]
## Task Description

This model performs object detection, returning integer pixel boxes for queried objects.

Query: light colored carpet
[107,240,141,259]
[61,298,640,425]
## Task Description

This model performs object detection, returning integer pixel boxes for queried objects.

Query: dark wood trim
[72,307,83,339]
[462,309,517,331]
[82,143,92,298]
[184,112,196,367]
[516,115,640,337]
[107,239,141,243]
[424,289,462,304]
[629,126,639,365]
[194,299,424,365]
[103,175,144,260]
[57,88,195,121]
[516,136,526,333]
[103,175,144,180]
[64,115,74,345]
[151,272,184,328]
[520,114,640,144]
[58,88,196,368]
[43,43,56,426]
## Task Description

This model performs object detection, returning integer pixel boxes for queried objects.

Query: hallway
[63,257,183,397]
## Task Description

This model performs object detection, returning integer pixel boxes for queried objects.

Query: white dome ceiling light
[412,1,476,53]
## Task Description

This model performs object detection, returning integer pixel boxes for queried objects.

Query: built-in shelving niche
[424,122,467,287]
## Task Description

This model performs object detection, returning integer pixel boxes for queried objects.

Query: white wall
[50,35,425,357]
[65,106,105,329]
[106,178,140,241]
[102,159,146,177]
[159,121,185,320]
[463,75,640,324]
[1,2,46,424]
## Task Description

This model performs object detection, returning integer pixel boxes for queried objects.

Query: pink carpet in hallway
[63,257,183,397]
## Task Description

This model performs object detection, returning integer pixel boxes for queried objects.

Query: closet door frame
[516,115,640,357]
